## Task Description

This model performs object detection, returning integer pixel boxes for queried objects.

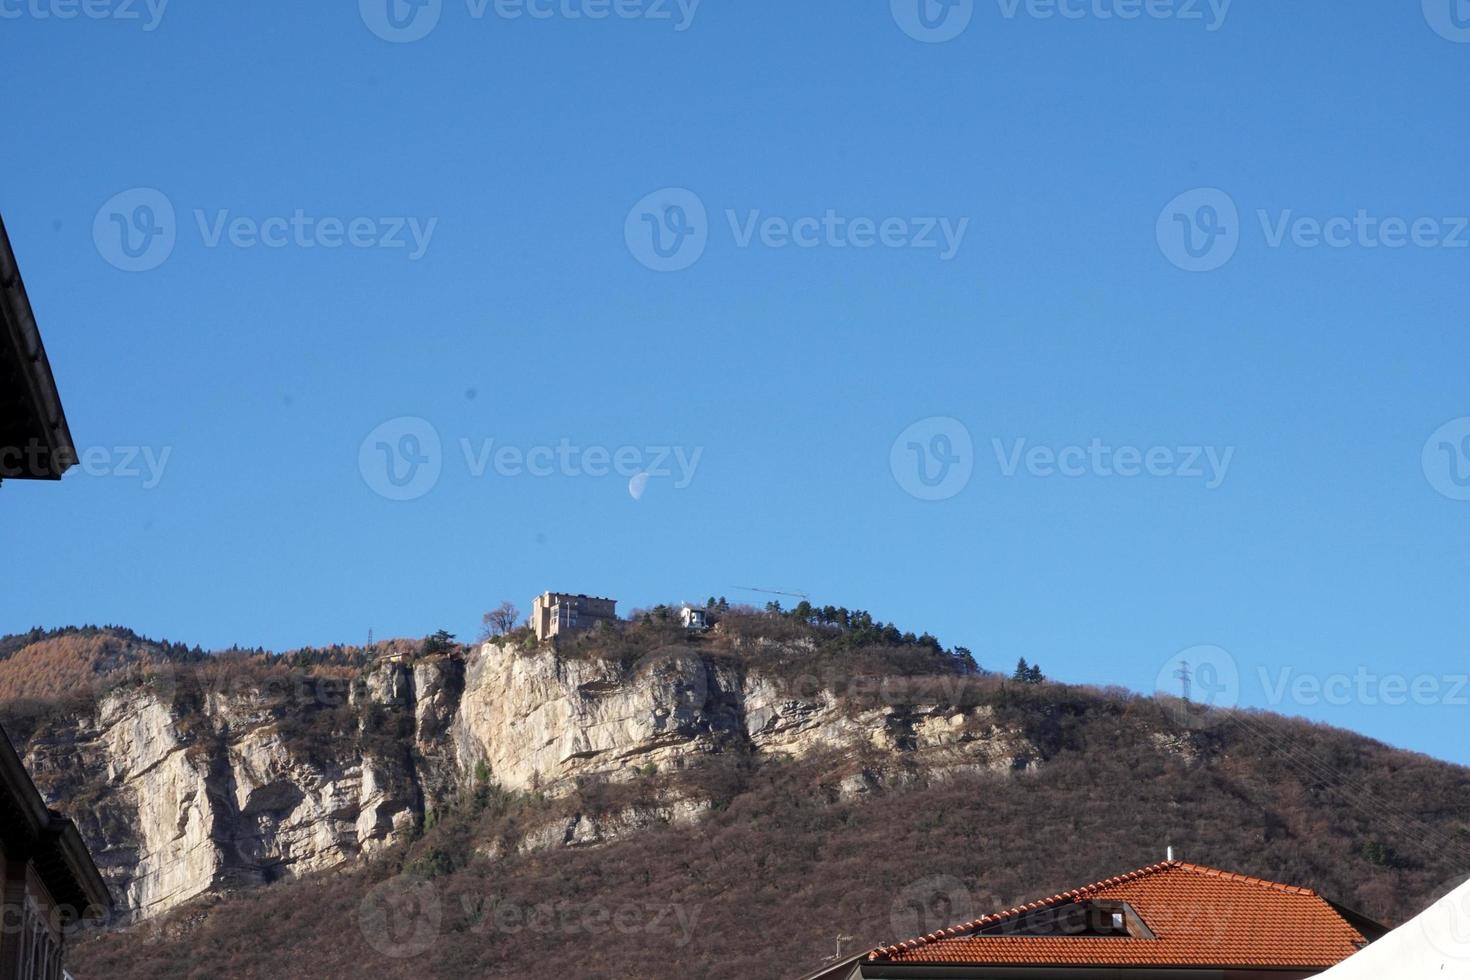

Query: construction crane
[733,585,811,601]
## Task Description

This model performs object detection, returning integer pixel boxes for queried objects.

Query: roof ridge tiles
[868,861,1337,962]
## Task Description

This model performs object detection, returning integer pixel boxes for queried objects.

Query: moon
[628,472,650,501]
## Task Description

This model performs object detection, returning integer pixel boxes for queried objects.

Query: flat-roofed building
[530,592,618,641]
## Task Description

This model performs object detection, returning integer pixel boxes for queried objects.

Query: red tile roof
[869,861,1368,969]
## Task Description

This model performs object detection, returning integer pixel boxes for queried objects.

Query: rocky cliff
[6,634,1039,922]
[19,622,1470,980]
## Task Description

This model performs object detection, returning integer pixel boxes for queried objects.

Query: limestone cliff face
[14,641,1038,924]
[449,645,747,792]
[450,644,1037,793]
[31,679,425,921]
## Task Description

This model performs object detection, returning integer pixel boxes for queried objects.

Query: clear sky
[4,1,1470,764]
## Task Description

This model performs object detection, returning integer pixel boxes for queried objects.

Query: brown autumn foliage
[0,627,195,704]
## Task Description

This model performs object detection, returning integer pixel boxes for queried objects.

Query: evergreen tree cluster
[1012,658,1045,684]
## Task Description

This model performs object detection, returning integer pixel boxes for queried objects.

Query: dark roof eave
[0,212,75,480]
[0,720,55,831]
[0,724,112,918]
[50,817,114,919]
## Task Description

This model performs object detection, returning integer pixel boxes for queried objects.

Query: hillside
[0,625,206,704]
[1,614,1467,979]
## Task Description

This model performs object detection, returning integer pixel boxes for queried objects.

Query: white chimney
[1167,846,1176,862]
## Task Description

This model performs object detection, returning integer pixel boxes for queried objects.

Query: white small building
[680,606,708,630]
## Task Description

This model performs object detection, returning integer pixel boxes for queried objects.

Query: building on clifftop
[530,592,618,642]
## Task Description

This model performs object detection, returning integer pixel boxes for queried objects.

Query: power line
[733,585,811,600]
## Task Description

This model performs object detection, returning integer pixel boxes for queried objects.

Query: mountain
[1,616,1467,980]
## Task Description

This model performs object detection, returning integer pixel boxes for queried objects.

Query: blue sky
[4,1,1470,765]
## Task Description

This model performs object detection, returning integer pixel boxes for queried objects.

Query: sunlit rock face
[450,644,748,793]
[35,679,425,922]
[18,642,1036,922]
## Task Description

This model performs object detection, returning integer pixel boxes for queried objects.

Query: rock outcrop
[12,641,1038,923]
